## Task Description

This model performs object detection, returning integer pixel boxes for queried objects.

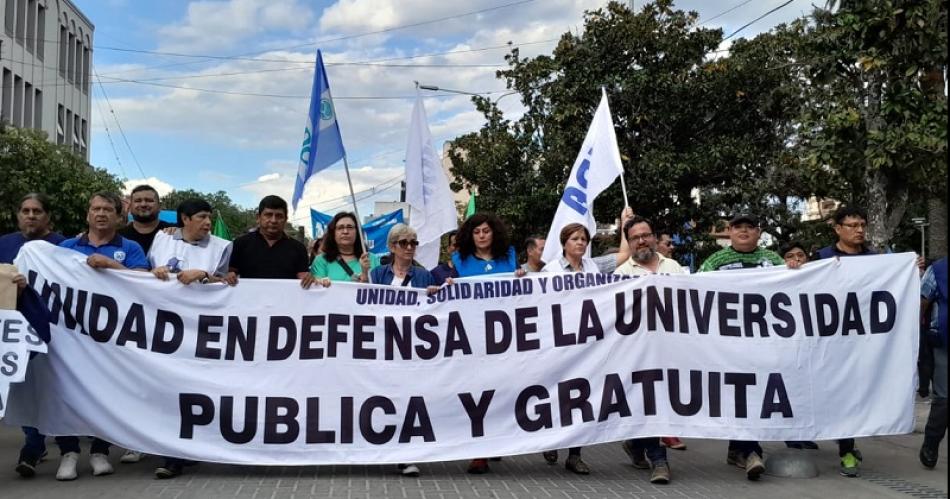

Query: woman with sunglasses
[369,224,436,477]
[310,212,379,284]
[538,222,598,475]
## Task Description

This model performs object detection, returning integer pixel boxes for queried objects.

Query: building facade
[1,0,92,158]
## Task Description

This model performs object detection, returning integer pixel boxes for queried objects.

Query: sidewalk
[0,401,946,499]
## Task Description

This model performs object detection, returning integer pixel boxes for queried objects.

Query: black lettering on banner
[458,390,495,438]
[598,373,632,421]
[647,287,674,332]
[226,317,257,361]
[414,315,439,360]
[708,371,722,417]
[39,281,63,325]
[770,294,795,338]
[485,310,512,354]
[220,396,257,444]
[668,369,702,416]
[690,289,714,334]
[264,397,300,444]
[385,316,411,360]
[341,397,354,443]
[557,378,594,426]
[515,307,540,351]
[196,315,224,359]
[515,385,552,432]
[1,351,17,376]
[742,294,768,337]
[724,373,756,418]
[614,289,642,335]
[88,293,118,343]
[799,294,815,336]
[718,292,741,336]
[179,393,214,439]
[360,396,396,445]
[841,293,866,335]
[301,315,325,360]
[152,310,184,354]
[115,303,147,349]
[444,311,472,357]
[305,398,336,443]
[327,314,350,358]
[353,315,377,360]
[761,373,793,418]
[552,304,575,346]
[578,300,604,343]
[400,396,435,442]
[61,287,88,331]
[815,294,839,336]
[631,369,663,416]
[676,289,689,333]
[871,291,896,334]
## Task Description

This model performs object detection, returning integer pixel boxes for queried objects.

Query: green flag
[212,213,231,241]
[465,194,476,218]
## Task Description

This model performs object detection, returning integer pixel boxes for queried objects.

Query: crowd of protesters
[0,186,944,484]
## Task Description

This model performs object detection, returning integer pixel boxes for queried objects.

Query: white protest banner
[5,242,918,465]
[0,309,48,416]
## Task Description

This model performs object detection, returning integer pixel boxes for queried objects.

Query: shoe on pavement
[661,437,687,450]
[155,461,184,479]
[920,443,939,469]
[90,453,114,476]
[467,458,489,474]
[650,462,671,484]
[839,450,862,477]
[56,452,79,481]
[745,453,765,481]
[15,459,37,478]
[727,449,748,468]
[621,440,650,469]
[120,450,145,464]
[398,463,420,477]
[542,450,558,464]
[565,455,590,475]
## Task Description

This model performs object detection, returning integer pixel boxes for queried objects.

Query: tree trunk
[863,74,892,250]
[928,197,948,259]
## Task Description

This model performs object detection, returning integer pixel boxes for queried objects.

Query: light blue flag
[362,209,405,255]
[292,50,346,210]
[310,208,334,238]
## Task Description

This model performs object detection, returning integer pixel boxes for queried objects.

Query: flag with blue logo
[310,209,334,238]
[310,208,404,255]
[292,50,346,210]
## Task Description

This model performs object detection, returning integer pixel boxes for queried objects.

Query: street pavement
[0,400,946,499]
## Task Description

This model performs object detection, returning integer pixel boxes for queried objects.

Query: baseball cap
[729,214,759,227]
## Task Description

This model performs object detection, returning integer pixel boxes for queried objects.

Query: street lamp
[912,217,929,258]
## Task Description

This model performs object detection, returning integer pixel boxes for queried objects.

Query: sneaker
[726,449,747,468]
[622,440,650,469]
[398,463,420,477]
[565,455,590,475]
[920,443,939,469]
[89,453,114,476]
[839,450,862,477]
[120,450,145,464]
[56,452,79,481]
[155,461,183,479]
[15,459,37,478]
[745,453,765,481]
[661,437,687,450]
[542,450,558,464]
[650,462,671,484]
[467,458,489,474]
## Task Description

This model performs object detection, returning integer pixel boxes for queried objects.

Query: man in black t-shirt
[119,184,172,254]
[228,196,309,281]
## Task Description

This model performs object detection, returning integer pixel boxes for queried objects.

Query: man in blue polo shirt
[53,191,148,481]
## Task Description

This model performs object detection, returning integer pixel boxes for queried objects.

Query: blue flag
[310,208,333,238]
[310,208,404,255]
[292,50,346,210]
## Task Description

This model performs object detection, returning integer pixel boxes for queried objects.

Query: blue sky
[76,0,812,232]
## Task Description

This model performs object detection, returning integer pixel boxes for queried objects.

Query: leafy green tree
[0,125,123,236]
[160,189,257,238]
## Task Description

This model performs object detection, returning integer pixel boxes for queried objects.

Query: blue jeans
[55,436,111,455]
[18,427,46,464]
[628,437,668,464]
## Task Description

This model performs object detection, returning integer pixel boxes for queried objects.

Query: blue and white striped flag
[292,50,346,210]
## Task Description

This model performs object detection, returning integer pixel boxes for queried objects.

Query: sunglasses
[396,239,420,248]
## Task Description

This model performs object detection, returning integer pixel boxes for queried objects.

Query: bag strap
[336,257,355,277]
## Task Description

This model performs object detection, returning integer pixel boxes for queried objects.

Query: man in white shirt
[149,199,232,286]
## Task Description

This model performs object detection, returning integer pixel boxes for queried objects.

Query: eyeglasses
[336,224,357,232]
[628,234,654,243]
[396,239,420,248]
[839,222,866,230]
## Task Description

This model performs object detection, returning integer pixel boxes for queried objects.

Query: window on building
[74,37,82,90]
[23,81,32,128]
[33,88,41,129]
[36,3,44,59]
[4,0,14,35]
[13,74,22,126]
[82,43,90,93]
[1,68,12,124]
[65,108,73,148]
[56,104,64,144]
[59,25,67,77]
[80,118,87,155]
[72,113,79,151]
[15,0,25,43]
[66,32,75,82]
[25,0,35,53]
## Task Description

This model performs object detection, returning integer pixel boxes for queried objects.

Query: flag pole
[323,81,369,252]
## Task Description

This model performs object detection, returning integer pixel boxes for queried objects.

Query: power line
[700,0,758,25]
[91,83,128,179]
[723,0,797,41]
[94,70,147,178]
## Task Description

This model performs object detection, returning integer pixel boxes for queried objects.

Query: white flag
[542,89,624,264]
[405,96,457,268]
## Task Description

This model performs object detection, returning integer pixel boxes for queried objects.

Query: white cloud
[122,177,175,197]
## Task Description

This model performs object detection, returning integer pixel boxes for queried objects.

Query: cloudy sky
[78,0,812,230]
